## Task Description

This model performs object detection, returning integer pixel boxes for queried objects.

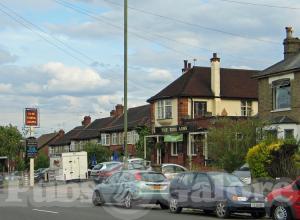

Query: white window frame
[272,79,291,110]
[112,133,118,145]
[241,100,252,116]
[101,133,110,146]
[171,142,178,156]
[157,99,172,119]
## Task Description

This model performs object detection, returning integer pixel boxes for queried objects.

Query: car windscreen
[140,173,166,182]
[128,163,147,170]
[209,173,245,187]
[93,164,103,170]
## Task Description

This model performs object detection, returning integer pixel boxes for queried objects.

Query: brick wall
[177,98,189,125]
[258,72,300,121]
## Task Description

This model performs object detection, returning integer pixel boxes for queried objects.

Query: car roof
[162,163,186,168]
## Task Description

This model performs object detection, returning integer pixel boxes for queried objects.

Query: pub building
[145,53,259,168]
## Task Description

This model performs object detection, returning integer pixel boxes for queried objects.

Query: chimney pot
[82,116,91,126]
[210,52,220,62]
[115,104,124,117]
[286,26,293,39]
[188,63,192,69]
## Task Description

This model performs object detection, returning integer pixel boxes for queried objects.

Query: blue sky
[0,0,300,136]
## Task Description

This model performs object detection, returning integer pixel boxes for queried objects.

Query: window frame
[284,129,294,139]
[171,142,178,156]
[193,101,207,118]
[157,99,173,120]
[272,79,291,110]
[101,133,110,146]
[241,100,252,116]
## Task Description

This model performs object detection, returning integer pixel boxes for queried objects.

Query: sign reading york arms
[155,126,188,134]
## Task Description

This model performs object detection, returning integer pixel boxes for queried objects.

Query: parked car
[92,170,169,209]
[127,158,151,168]
[233,163,252,185]
[93,163,123,184]
[90,162,122,177]
[169,171,266,218]
[162,163,187,180]
[4,171,22,181]
[266,177,300,220]
[34,168,48,183]
[0,174,3,187]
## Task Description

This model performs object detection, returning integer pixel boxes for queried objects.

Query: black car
[169,171,266,218]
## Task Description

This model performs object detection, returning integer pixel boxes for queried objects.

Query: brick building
[145,53,259,168]
[37,130,64,157]
[254,27,300,139]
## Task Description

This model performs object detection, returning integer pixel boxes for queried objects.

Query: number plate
[151,185,162,190]
[251,203,265,208]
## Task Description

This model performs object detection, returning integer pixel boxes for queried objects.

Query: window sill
[171,154,178,157]
[271,108,291,113]
[157,118,173,120]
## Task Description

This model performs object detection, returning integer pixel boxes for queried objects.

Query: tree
[135,126,151,159]
[0,125,23,160]
[15,156,26,171]
[35,152,49,170]
[84,142,112,166]
[207,118,263,172]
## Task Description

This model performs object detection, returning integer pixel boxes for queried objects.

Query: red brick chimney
[58,129,65,136]
[182,60,192,74]
[115,104,124,117]
[82,116,91,126]
[110,110,116,117]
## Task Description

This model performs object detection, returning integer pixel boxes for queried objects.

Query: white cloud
[147,68,173,82]
[42,62,110,92]
[0,83,12,93]
[0,48,17,65]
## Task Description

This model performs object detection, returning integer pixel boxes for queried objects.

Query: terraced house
[254,27,300,139]
[145,53,259,168]
[49,105,150,159]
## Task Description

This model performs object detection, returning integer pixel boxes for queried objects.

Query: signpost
[24,108,39,187]
[26,137,37,187]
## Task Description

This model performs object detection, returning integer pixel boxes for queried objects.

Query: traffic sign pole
[30,158,34,187]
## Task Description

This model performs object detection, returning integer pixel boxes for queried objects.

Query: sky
[0,0,300,136]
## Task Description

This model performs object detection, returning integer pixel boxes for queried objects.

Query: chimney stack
[82,116,91,126]
[115,104,124,117]
[283,26,300,59]
[182,60,188,73]
[210,53,221,97]
[110,110,116,117]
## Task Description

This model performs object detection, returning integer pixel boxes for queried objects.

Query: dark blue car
[169,171,266,218]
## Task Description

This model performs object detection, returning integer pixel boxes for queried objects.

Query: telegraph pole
[124,0,128,160]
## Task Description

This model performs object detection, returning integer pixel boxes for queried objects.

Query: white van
[50,152,88,182]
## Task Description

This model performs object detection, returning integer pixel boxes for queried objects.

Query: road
[0,182,266,220]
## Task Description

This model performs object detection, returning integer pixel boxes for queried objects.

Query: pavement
[0,182,267,220]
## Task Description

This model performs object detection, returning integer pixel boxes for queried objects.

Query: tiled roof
[147,66,258,102]
[73,117,115,140]
[254,52,300,78]
[101,105,151,132]
[50,126,84,146]
[37,132,58,149]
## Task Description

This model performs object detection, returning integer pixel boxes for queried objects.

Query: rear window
[93,164,103,170]
[140,173,166,182]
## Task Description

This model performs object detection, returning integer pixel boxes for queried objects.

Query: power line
[102,0,279,44]
[215,0,300,10]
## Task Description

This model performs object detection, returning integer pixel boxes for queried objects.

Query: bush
[246,139,298,179]
[84,142,112,166]
[15,156,26,171]
[35,152,49,170]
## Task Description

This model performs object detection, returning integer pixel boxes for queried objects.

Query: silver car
[233,163,251,185]
[90,162,121,177]
[92,170,169,209]
[162,163,187,180]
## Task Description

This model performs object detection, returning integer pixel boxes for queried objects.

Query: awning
[164,134,183,142]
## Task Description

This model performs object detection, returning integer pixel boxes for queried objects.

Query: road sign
[26,137,38,158]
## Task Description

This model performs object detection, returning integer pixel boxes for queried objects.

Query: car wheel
[159,202,169,210]
[92,191,103,206]
[272,205,291,220]
[251,212,266,219]
[215,202,230,218]
[169,197,182,214]
[123,193,133,209]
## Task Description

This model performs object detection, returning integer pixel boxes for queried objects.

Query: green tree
[207,118,264,172]
[35,152,49,170]
[15,156,26,171]
[135,126,151,159]
[84,142,112,166]
[0,125,23,160]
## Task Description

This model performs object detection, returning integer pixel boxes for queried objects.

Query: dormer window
[157,99,172,119]
[272,79,291,110]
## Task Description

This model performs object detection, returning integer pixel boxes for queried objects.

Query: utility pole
[124,0,128,160]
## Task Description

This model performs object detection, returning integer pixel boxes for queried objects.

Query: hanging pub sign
[26,137,38,158]
[155,125,188,134]
[25,108,39,127]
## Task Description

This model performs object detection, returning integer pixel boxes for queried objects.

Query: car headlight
[232,195,248,202]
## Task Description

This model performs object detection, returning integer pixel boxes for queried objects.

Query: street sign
[25,108,39,127]
[26,137,38,158]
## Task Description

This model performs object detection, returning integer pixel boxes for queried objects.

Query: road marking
[32,209,59,214]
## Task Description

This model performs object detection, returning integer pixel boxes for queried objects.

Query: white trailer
[50,151,88,182]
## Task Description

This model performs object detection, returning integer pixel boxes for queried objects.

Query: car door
[190,173,213,209]
[113,172,132,203]
[101,172,121,202]
[162,165,175,179]
[177,173,195,207]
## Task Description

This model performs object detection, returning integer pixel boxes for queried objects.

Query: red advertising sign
[25,108,38,127]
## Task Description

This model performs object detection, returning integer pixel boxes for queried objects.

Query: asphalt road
[0,182,267,220]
